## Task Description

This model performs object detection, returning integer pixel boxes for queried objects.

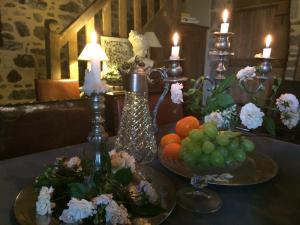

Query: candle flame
[222,9,229,23]
[91,31,97,44]
[173,32,179,46]
[265,34,272,48]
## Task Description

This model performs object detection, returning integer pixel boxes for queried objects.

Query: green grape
[203,123,218,139]
[210,151,225,167]
[184,153,198,167]
[242,138,255,152]
[233,149,246,162]
[224,155,235,166]
[228,138,240,151]
[198,154,211,168]
[217,146,229,157]
[189,129,204,143]
[216,133,230,146]
[181,137,194,150]
[224,131,241,138]
[202,140,215,154]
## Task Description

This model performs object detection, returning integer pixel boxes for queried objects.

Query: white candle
[262,34,272,58]
[220,9,229,33]
[170,32,180,60]
[90,31,101,80]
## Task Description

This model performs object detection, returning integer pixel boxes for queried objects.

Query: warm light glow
[173,32,179,46]
[222,9,229,23]
[91,31,97,44]
[265,34,272,48]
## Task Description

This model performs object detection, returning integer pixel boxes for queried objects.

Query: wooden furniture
[231,0,289,77]
[0,100,91,160]
[178,23,208,79]
[105,91,183,135]
[35,79,80,102]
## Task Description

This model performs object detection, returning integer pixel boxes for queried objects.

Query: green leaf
[215,93,234,108]
[212,74,236,97]
[68,182,88,199]
[130,204,165,217]
[263,116,276,137]
[113,168,133,186]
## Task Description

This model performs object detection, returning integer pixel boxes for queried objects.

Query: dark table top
[1,124,300,225]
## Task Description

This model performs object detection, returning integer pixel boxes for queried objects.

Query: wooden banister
[60,0,110,46]
[133,0,142,32]
[45,0,179,81]
[119,0,128,38]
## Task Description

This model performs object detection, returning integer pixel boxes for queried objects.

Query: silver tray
[158,148,278,186]
[14,166,176,225]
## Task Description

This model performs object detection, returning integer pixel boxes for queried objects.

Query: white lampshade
[144,32,162,48]
[78,43,108,61]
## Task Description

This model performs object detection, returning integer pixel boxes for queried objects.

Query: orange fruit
[160,133,181,148]
[176,116,200,137]
[163,143,181,159]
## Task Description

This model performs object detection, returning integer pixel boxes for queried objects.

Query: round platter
[14,166,176,225]
[158,148,278,186]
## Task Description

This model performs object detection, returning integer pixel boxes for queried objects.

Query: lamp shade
[78,43,108,61]
[144,32,162,48]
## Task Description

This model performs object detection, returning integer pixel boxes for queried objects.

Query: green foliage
[263,116,276,137]
[113,168,133,186]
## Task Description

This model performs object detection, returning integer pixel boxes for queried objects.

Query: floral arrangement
[34,150,163,225]
[186,67,300,135]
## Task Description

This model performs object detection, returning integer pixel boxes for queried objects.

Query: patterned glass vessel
[115,61,157,164]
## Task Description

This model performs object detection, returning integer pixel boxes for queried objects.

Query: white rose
[59,198,96,224]
[105,200,130,225]
[64,156,81,168]
[236,66,256,81]
[110,150,136,173]
[138,180,158,204]
[36,186,54,216]
[204,111,224,128]
[170,83,184,104]
[280,111,300,129]
[276,93,299,113]
[240,103,264,129]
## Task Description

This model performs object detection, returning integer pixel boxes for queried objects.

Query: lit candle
[220,9,229,33]
[90,31,101,79]
[262,34,272,58]
[170,32,180,60]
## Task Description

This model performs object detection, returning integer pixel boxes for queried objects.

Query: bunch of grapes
[179,122,255,169]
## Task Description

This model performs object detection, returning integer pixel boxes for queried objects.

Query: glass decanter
[114,61,157,164]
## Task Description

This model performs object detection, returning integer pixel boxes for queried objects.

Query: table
[1,125,300,225]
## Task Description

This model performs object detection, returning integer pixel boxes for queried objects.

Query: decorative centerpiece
[159,117,255,213]
[32,152,174,224]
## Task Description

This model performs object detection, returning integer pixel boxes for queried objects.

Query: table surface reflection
[1,124,300,225]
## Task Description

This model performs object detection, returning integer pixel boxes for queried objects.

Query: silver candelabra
[150,59,188,132]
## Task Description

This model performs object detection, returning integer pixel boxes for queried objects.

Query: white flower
[110,150,136,173]
[240,103,264,129]
[204,112,224,128]
[221,105,237,128]
[138,180,158,204]
[59,198,96,224]
[83,69,108,96]
[170,83,184,104]
[64,156,81,168]
[276,93,299,113]
[280,111,299,129]
[36,186,54,216]
[236,66,256,81]
[105,200,130,225]
[92,194,113,206]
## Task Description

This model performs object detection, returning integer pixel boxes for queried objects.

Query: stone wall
[285,0,300,80]
[0,0,95,105]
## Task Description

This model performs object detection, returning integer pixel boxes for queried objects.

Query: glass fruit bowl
[177,161,243,214]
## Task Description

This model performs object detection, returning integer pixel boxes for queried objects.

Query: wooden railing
[45,0,180,80]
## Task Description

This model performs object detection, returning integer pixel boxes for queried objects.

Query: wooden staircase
[45,0,182,81]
